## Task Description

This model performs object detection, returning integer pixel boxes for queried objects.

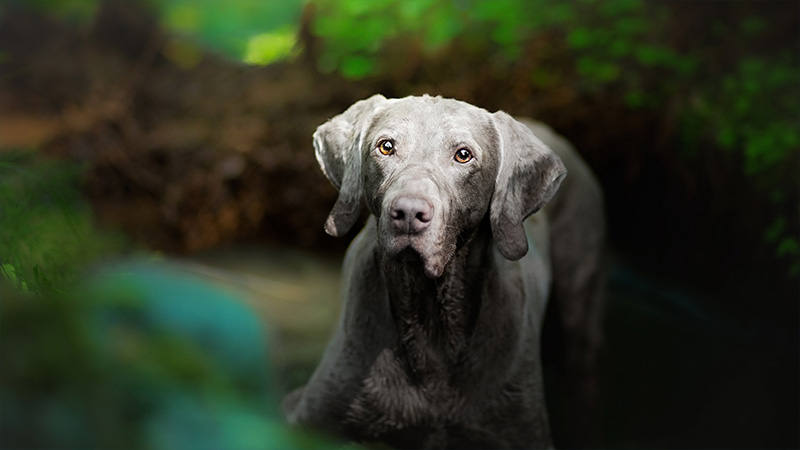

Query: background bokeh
[1,1,797,448]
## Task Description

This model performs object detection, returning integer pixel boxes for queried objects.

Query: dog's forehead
[372,97,491,142]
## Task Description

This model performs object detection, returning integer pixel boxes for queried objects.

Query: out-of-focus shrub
[131,0,798,275]
[0,152,127,293]
[0,153,341,448]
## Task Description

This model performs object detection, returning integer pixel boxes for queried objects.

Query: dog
[284,95,605,449]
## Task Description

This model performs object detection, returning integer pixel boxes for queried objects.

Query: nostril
[391,209,405,220]
[416,211,431,223]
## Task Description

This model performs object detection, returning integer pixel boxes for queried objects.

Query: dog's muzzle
[381,177,449,278]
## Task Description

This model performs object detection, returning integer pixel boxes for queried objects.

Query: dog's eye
[377,139,395,156]
[454,148,472,163]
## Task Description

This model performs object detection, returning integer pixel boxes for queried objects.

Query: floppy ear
[490,111,567,260]
[313,94,388,236]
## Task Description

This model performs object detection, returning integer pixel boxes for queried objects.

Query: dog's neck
[380,219,494,382]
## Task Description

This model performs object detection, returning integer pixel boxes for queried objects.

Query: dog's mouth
[382,235,451,279]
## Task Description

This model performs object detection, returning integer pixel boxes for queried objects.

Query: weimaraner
[284,95,605,449]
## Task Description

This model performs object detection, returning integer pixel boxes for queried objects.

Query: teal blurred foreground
[0,260,343,450]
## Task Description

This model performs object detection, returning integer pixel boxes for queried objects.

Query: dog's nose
[390,197,433,234]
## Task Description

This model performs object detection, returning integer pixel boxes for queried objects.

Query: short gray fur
[284,95,605,449]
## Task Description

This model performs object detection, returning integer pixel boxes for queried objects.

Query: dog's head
[314,95,566,278]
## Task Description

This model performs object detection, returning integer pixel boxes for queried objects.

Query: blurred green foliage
[25,0,796,275]
[674,49,799,277]
[0,153,351,448]
[9,0,100,24]
[244,26,299,66]
[7,1,798,275]
[308,0,798,275]
[152,0,305,66]
[1,261,339,449]
[310,0,583,78]
[0,156,321,448]
[0,2,795,445]
[0,152,127,293]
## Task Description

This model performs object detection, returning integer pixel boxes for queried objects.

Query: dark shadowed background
[1,1,797,449]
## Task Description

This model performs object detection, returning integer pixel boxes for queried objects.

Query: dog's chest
[343,347,468,444]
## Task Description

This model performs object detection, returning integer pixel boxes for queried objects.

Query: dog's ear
[490,111,567,260]
[314,94,387,236]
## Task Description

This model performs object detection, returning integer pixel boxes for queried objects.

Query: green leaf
[531,69,557,88]
[717,127,736,150]
[777,237,799,258]
[609,39,632,58]
[625,91,646,109]
[567,28,593,50]
[491,23,521,46]
[164,2,201,33]
[2,263,18,284]
[424,10,462,50]
[398,0,435,22]
[577,57,620,83]
[741,17,766,35]
[340,55,376,79]
[614,16,648,36]
[600,0,642,17]
[243,27,298,66]
[764,218,787,243]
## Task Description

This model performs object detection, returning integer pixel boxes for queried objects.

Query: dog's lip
[385,239,447,279]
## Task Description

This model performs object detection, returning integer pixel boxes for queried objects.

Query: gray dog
[284,95,605,449]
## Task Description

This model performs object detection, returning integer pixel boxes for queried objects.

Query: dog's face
[359,98,499,278]
[314,95,566,278]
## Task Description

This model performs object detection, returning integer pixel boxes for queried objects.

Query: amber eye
[377,139,395,156]
[454,148,472,163]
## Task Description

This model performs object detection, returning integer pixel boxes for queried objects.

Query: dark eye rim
[454,147,473,163]
[377,138,395,156]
